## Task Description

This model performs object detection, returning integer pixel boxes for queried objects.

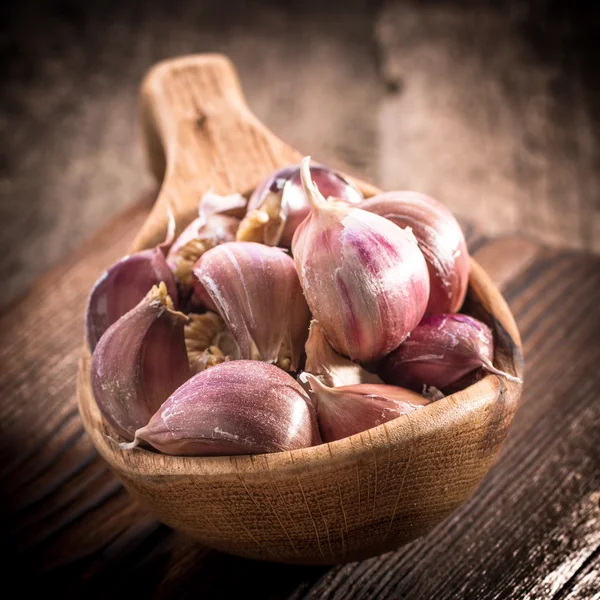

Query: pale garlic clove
[91,283,190,440]
[361,192,470,315]
[121,361,321,456]
[305,320,383,387]
[378,313,522,391]
[86,248,178,352]
[184,311,239,373]
[197,190,248,222]
[193,241,310,368]
[301,373,430,443]
[292,156,430,363]
[166,191,246,289]
[237,164,363,247]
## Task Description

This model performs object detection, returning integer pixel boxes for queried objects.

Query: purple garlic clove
[301,373,430,443]
[193,241,311,369]
[378,313,521,391]
[237,163,363,247]
[360,192,470,315]
[86,248,178,352]
[292,157,430,363]
[122,361,321,456]
[91,283,190,440]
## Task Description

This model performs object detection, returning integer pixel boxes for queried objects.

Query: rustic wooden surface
[2,0,600,308]
[1,192,599,596]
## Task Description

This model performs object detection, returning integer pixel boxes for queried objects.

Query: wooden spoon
[77,53,523,565]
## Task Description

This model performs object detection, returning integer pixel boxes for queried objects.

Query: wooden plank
[1,192,598,597]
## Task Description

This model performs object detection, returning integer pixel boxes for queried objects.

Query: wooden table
[1,191,598,598]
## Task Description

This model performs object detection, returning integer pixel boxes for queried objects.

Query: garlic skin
[123,361,321,456]
[378,313,521,390]
[292,157,430,363]
[193,241,310,369]
[305,320,383,387]
[361,192,469,314]
[91,283,190,440]
[301,373,429,443]
[86,248,178,352]
[237,164,363,247]
[197,190,248,221]
[166,191,246,288]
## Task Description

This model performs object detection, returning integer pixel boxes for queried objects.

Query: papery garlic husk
[361,192,470,314]
[305,320,383,387]
[378,313,522,391]
[237,164,363,247]
[86,218,178,351]
[122,360,321,456]
[197,189,248,221]
[166,191,246,288]
[292,156,430,363]
[301,373,429,443]
[91,283,190,440]
[184,311,240,373]
[193,241,310,370]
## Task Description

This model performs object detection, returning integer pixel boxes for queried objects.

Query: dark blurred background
[1,0,599,307]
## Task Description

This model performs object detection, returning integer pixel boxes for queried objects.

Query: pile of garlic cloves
[87,156,520,457]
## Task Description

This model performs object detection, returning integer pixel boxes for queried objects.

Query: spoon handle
[133,53,302,252]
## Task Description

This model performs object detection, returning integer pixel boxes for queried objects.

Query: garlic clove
[284,281,312,372]
[86,247,178,352]
[184,311,240,373]
[191,276,219,314]
[235,176,289,245]
[197,190,248,222]
[292,156,430,363]
[305,320,383,387]
[167,191,245,289]
[91,282,191,440]
[378,313,522,391]
[301,373,429,443]
[193,241,310,367]
[237,164,363,247]
[122,361,321,456]
[361,192,470,314]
